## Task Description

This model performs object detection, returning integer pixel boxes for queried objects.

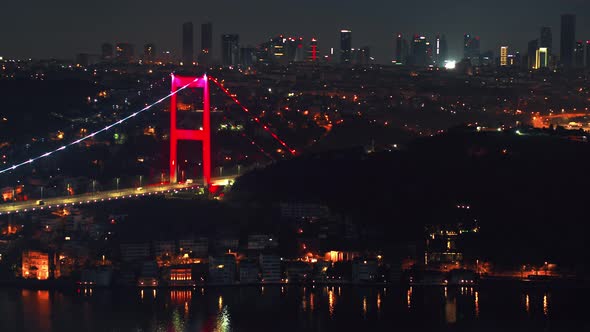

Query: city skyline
[2,1,590,63]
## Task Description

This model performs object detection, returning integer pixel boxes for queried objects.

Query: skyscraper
[536,48,549,69]
[340,30,352,64]
[144,44,156,63]
[182,22,194,66]
[101,43,113,61]
[440,35,448,66]
[221,34,239,66]
[463,34,481,65]
[575,41,584,68]
[411,35,431,67]
[434,34,441,65]
[560,14,576,68]
[200,22,212,65]
[307,38,319,62]
[540,27,552,55]
[586,41,590,68]
[395,34,403,64]
[500,46,508,66]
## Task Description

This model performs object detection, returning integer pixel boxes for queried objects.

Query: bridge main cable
[0,76,200,175]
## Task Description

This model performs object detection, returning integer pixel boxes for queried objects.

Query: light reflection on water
[0,285,577,332]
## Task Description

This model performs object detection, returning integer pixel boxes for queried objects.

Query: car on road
[36,200,45,206]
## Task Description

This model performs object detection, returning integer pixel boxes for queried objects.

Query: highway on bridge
[0,176,236,216]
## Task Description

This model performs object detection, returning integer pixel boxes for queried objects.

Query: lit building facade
[500,46,508,66]
[22,250,50,280]
[535,47,549,69]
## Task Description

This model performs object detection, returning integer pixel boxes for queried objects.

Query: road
[0,175,236,216]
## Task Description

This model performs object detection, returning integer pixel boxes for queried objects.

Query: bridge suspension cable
[209,77,297,156]
[0,77,200,176]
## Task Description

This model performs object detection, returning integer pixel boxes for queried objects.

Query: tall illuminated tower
[500,46,508,66]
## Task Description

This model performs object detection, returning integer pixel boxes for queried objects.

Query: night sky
[1,0,589,63]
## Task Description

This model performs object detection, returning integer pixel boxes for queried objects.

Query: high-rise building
[352,46,370,65]
[286,37,305,62]
[340,29,352,64]
[540,27,552,55]
[411,35,431,67]
[574,41,585,67]
[440,34,448,65]
[221,34,239,66]
[560,14,576,68]
[182,22,194,66]
[500,46,508,66]
[307,38,319,62]
[240,47,257,67]
[527,39,539,69]
[463,34,481,65]
[101,43,114,61]
[586,41,590,68]
[144,43,156,63]
[395,34,403,64]
[200,22,212,65]
[535,48,549,69]
[116,43,134,62]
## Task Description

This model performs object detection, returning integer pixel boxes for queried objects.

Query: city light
[444,60,456,69]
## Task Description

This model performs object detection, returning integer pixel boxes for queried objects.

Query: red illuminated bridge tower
[169,73,211,186]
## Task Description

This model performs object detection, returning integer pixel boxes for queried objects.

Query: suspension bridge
[0,72,296,216]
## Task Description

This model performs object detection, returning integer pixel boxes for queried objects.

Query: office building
[307,38,319,62]
[463,34,481,65]
[115,43,134,62]
[221,34,240,66]
[260,254,281,283]
[439,34,448,65]
[101,43,113,60]
[500,46,508,66]
[411,35,431,67]
[535,47,549,69]
[540,27,552,55]
[340,29,352,64]
[575,41,584,68]
[182,22,194,66]
[587,41,590,68]
[560,14,576,68]
[240,47,257,67]
[200,22,212,65]
[395,34,403,63]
